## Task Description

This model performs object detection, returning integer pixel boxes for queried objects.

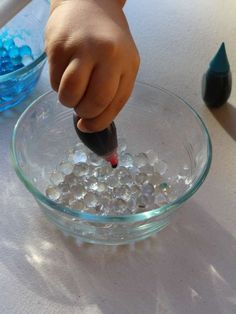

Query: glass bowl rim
[11,82,212,223]
[0,52,47,82]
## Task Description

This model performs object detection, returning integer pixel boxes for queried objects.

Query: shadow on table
[208,102,236,142]
[1,197,236,314]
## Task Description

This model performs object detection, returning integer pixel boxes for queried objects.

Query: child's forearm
[51,0,126,12]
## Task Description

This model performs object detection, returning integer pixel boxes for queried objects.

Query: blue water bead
[0,48,7,57]
[0,56,10,64]
[3,62,14,73]
[9,47,20,59]
[2,38,15,50]
[13,63,24,71]
[11,56,22,66]
[0,64,13,75]
[19,45,32,57]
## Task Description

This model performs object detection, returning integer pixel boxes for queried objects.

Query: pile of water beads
[45,138,189,216]
[0,34,34,75]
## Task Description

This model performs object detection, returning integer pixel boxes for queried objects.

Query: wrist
[50,0,126,12]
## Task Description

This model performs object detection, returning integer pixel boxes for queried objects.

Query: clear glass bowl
[11,83,212,245]
[0,0,49,112]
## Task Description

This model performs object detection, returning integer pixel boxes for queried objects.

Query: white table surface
[1,0,236,313]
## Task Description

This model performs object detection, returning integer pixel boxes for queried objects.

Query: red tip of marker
[105,151,118,168]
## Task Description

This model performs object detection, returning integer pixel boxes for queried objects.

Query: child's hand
[45,0,140,132]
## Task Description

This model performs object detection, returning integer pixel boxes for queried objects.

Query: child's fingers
[47,45,70,92]
[49,59,69,92]
[77,73,135,132]
[74,63,120,119]
[58,57,94,108]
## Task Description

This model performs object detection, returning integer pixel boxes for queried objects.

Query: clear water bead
[95,165,112,179]
[139,164,154,176]
[113,198,128,214]
[84,192,99,208]
[88,152,104,166]
[106,175,119,188]
[118,138,127,153]
[154,160,168,175]
[145,194,155,206]
[141,183,155,196]
[88,165,97,177]
[114,167,132,185]
[128,197,137,212]
[115,166,130,178]
[149,172,161,187]
[155,193,168,206]
[59,191,73,206]
[58,161,73,175]
[127,165,139,177]
[130,184,141,196]
[96,182,107,193]
[119,173,133,185]
[103,191,112,198]
[71,149,87,164]
[134,153,149,168]
[113,185,131,201]
[135,172,148,185]
[21,55,34,66]
[69,199,85,211]
[85,176,97,190]
[71,184,86,199]
[146,150,159,165]
[136,194,149,209]
[58,182,70,194]
[74,142,85,149]
[89,181,107,193]
[50,171,64,185]
[67,150,74,163]
[159,182,176,202]
[73,163,89,177]
[119,153,134,168]
[166,189,178,202]
[46,186,61,201]
[175,177,188,195]
[100,192,112,210]
[64,173,79,188]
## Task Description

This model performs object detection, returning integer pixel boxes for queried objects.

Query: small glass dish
[0,0,49,111]
[11,83,212,245]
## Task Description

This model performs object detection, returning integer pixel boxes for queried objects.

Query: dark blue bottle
[202,43,232,107]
